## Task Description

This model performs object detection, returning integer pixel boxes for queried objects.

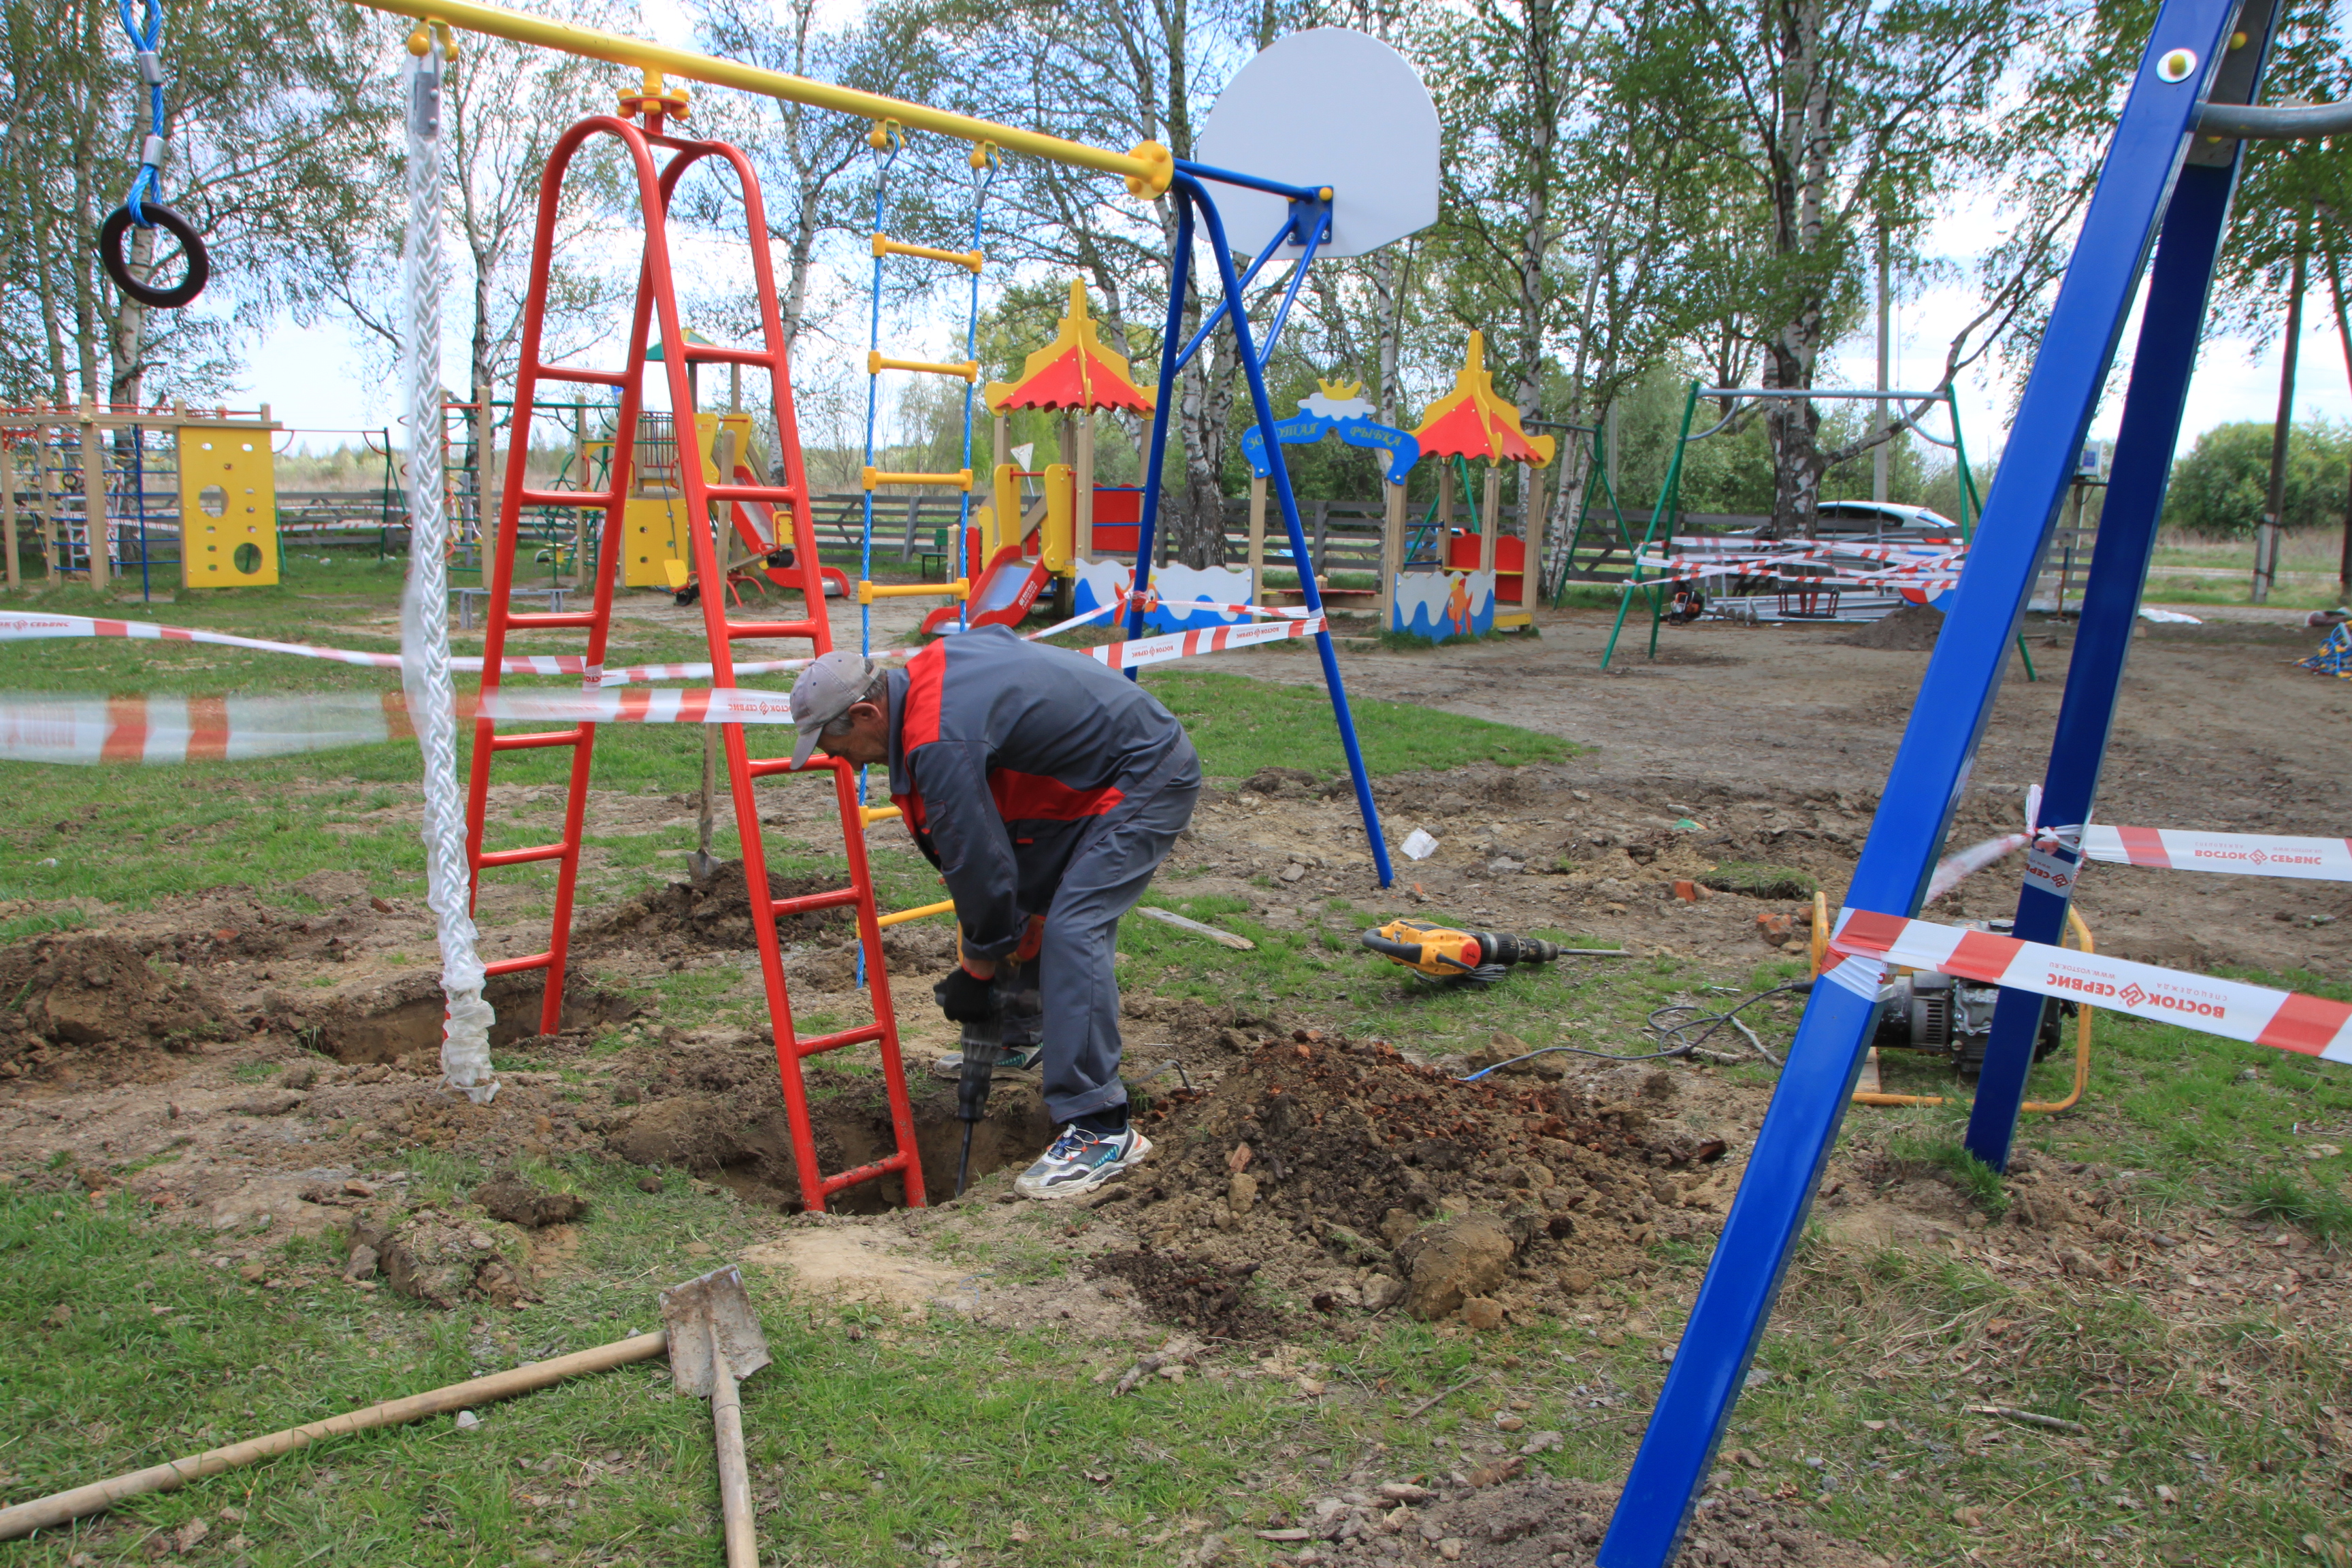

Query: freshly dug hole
[606,1063,1056,1214]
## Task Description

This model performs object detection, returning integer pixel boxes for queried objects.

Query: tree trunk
[2254,209,2308,606]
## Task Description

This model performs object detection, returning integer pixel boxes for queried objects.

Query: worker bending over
[787,627,1200,1198]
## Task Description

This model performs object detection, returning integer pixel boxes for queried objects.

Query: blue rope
[117,0,167,225]
[954,149,999,634]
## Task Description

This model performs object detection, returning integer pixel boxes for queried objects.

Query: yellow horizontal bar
[351,0,1171,190]
[858,577,968,604]
[862,467,971,491]
[872,235,984,272]
[875,898,955,929]
[867,351,979,382]
[860,803,903,826]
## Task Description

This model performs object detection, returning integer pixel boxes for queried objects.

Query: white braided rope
[400,44,496,1105]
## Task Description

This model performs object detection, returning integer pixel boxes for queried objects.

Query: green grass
[0,1166,1298,1567]
[1141,669,1575,780]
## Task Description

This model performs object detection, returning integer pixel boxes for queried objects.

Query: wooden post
[475,384,498,564]
[1480,464,1500,576]
[1436,461,1454,542]
[35,416,60,580]
[1378,479,1405,632]
[1,432,17,589]
[1522,461,1542,612]
[81,404,109,588]
[1073,413,1095,560]
[1247,473,1268,604]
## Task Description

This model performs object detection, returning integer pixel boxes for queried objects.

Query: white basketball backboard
[1194,29,1439,260]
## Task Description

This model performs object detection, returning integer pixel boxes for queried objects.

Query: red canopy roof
[983,281,1154,415]
[1411,332,1554,466]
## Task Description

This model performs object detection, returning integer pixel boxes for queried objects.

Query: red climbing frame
[463,98,926,1211]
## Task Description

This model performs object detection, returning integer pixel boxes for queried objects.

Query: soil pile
[350,1201,536,1309]
[0,934,226,1080]
[1089,1250,1292,1341]
[1835,603,1942,651]
[1396,1475,1880,1567]
[472,1171,589,1228]
[1121,1034,1733,1327]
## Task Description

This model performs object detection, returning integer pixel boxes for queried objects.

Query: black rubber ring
[97,203,209,310]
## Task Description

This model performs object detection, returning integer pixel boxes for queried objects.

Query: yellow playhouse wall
[619,411,756,589]
[177,425,278,588]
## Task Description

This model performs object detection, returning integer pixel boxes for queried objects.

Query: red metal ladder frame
[463,99,926,1211]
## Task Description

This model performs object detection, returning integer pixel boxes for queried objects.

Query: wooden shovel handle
[0,1332,670,1541]
[711,1366,757,1568]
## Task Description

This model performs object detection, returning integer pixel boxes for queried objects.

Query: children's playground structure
[8,0,2345,1562]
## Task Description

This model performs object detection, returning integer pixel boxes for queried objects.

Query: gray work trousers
[1036,739,1200,1123]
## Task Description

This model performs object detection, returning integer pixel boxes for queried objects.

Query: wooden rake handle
[0,1331,670,1541]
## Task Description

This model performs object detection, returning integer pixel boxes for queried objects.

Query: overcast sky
[242,0,2352,463]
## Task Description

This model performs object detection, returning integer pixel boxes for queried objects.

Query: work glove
[934,965,997,1024]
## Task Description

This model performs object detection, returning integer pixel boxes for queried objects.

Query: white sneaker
[1012,1123,1153,1200]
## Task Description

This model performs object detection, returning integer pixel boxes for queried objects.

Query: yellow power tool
[1359,919,1566,987]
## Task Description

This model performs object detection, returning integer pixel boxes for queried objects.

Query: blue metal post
[1181,175,1394,890]
[1965,133,2258,1171]
[1597,3,2244,1563]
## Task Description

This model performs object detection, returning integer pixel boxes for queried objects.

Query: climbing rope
[397,24,497,1106]
[97,0,209,309]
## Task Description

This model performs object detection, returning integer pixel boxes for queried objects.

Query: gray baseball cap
[788,651,883,768]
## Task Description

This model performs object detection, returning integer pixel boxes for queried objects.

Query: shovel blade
[659,1264,772,1396]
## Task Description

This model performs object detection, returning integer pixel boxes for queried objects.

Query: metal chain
[399,35,498,1105]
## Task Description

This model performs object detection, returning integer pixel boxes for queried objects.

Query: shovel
[659,1264,772,1568]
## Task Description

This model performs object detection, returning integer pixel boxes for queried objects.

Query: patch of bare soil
[472,1171,589,1228]
[0,934,227,1083]
[1835,603,1943,651]
[349,1200,537,1309]
[1114,1034,1735,1330]
[1088,1248,1294,1341]
[1401,1475,1882,1567]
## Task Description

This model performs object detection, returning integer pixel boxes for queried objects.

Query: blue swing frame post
[1596,2,2257,1563]
[1126,165,1394,891]
[1964,7,2275,1173]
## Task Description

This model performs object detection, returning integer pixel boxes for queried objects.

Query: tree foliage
[2163,419,2351,539]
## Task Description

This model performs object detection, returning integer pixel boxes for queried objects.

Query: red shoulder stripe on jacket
[901,641,947,749]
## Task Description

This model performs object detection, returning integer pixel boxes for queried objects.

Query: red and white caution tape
[476,686,800,726]
[0,691,423,764]
[1925,832,2030,902]
[1081,611,1325,670]
[2076,825,2352,882]
[1825,909,2352,1063]
[472,613,1331,724]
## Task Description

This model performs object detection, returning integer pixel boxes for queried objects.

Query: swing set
[331,0,1426,1218]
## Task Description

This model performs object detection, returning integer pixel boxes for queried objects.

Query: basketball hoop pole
[1126,172,1394,891]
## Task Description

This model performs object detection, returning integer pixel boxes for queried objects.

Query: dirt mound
[1835,603,1942,651]
[1407,1475,1878,1566]
[577,859,855,953]
[0,934,227,1081]
[350,1202,536,1309]
[1089,1250,1292,1341]
[472,1172,589,1228]
[1120,1034,1731,1326]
